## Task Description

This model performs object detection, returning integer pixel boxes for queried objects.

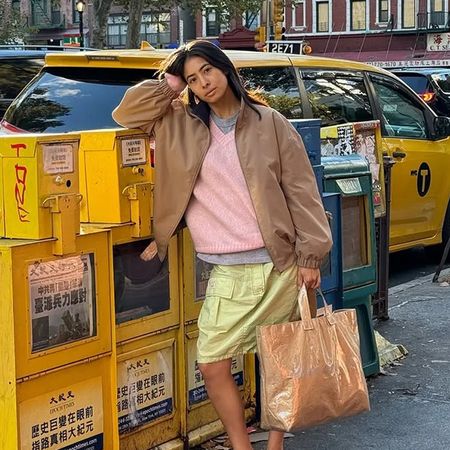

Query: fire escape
[29,0,65,29]
[413,11,450,57]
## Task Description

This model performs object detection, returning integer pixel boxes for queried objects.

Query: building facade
[282,0,450,66]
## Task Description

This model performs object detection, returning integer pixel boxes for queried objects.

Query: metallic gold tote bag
[256,286,370,431]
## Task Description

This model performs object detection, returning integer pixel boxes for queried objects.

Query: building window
[316,1,329,32]
[378,0,389,22]
[402,0,415,28]
[205,8,228,36]
[351,0,366,30]
[293,1,305,28]
[107,13,170,48]
[430,0,446,27]
[141,13,171,46]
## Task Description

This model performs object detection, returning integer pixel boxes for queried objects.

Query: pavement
[250,268,450,450]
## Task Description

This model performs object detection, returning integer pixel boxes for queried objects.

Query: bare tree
[91,0,116,49]
[0,0,36,44]
[91,0,262,50]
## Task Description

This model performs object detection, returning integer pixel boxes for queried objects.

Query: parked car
[2,48,450,255]
[0,49,46,117]
[392,68,450,116]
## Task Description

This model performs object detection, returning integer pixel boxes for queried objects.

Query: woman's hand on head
[140,241,159,261]
[297,267,321,290]
[164,73,187,94]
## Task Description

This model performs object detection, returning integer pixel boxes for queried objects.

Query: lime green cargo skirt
[197,262,298,364]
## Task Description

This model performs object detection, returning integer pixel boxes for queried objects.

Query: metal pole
[79,11,84,48]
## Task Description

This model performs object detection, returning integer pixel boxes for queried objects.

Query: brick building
[282,0,450,67]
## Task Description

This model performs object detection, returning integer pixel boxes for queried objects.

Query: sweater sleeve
[112,78,179,134]
[273,111,333,268]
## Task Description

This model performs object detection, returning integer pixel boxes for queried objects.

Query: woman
[113,40,332,450]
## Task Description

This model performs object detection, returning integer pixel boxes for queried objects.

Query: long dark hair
[159,40,265,118]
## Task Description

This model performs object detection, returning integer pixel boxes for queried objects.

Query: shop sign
[20,377,104,450]
[187,338,244,406]
[28,254,96,353]
[117,347,174,433]
[427,33,450,51]
[367,59,450,68]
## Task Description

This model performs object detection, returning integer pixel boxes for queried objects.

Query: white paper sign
[43,143,74,174]
[121,138,147,166]
[117,347,174,433]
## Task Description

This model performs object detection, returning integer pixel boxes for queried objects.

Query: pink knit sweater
[184,119,265,254]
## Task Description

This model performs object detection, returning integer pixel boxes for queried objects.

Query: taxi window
[370,74,428,139]
[4,67,157,133]
[302,70,373,126]
[0,58,44,100]
[239,66,303,119]
[432,72,450,93]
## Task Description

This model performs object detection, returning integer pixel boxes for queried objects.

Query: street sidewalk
[252,268,450,450]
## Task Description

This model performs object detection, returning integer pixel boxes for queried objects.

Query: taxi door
[368,72,450,250]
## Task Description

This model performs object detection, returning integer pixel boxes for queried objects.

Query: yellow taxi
[2,46,450,253]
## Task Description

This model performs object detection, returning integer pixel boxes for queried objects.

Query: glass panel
[402,0,415,28]
[395,74,431,93]
[0,59,44,114]
[379,0,388,22]
[29,254,97,352]
[371,75,428,139]
[316,2,329,32]
[5,67,157,132]
[303,71,373,126]
[432,72,450,93]
[114,239,170,324]
[341,196,368,270]
[352,0,366,30]
[239,66,303,119]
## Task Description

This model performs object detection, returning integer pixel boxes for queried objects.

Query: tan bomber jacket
[112,79,332,271]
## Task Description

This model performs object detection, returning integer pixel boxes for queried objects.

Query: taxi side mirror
[434,116,450,139]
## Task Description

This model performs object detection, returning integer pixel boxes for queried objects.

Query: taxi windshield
[4,67,157,133]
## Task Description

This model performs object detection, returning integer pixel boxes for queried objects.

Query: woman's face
[183,56,230,105]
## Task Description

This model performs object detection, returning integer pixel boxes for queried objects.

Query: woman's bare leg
[198,358,253,450]
[267,430,284,450]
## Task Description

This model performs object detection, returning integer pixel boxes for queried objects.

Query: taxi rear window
[4,67,157,133]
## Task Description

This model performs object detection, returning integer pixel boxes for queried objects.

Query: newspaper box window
[28,254,96,352]
[114,239,170,324]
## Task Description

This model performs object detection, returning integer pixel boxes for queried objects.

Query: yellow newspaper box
[15,354,118,450]
[117,329,183,450]
[0,133,80,245]
[0,228,113,379]
[181,229,213,323]
[79,129,153,237]
[81,225,181,345]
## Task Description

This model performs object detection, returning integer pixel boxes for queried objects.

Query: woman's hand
[297,267,321,290]
[164,73,187,94]
[140,240,159,261]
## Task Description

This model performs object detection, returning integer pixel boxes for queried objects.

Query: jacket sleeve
[112,78,179,134]
[273,111,333,269]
